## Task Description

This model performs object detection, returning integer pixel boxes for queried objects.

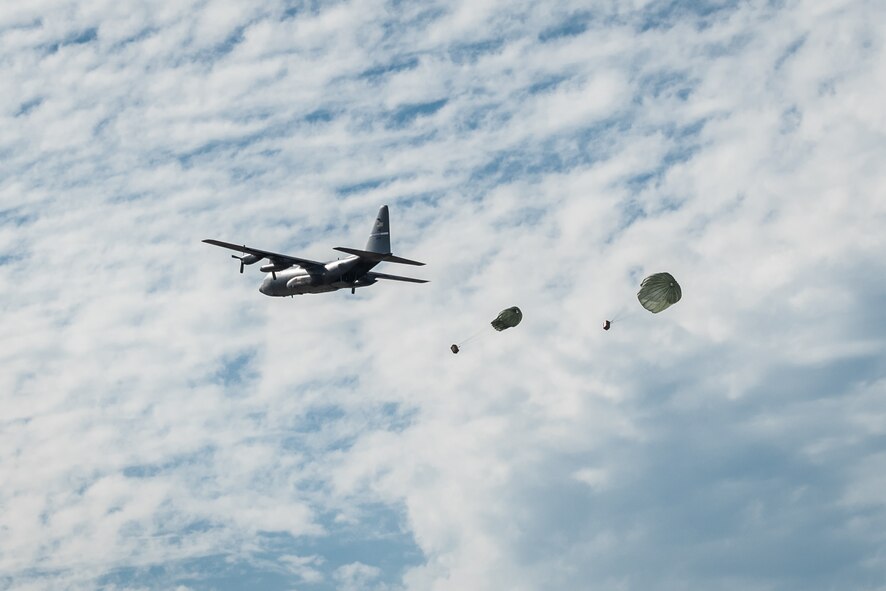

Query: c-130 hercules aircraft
[203,205,427,296]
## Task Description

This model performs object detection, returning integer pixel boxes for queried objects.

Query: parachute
[491,306,522,331]
[451,306,522,353]
[604,272,681,330]
[637,272,681,313]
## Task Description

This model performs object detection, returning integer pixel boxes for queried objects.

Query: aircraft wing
[366,271,429,284]
[202,239,327,272]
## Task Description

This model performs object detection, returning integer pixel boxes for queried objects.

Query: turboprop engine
[260,262,292,273]
[232,254,261,273]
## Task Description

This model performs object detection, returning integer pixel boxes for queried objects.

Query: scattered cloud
[2,0,885,590]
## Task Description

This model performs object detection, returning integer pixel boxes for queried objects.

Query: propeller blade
[232,255,245,274]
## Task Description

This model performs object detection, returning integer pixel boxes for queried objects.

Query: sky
[2,0,885,589]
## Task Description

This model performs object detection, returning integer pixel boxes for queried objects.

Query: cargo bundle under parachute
[451,306,523,353]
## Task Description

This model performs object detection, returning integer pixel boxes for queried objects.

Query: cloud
[2,0,885,589]
[334,561,383,591]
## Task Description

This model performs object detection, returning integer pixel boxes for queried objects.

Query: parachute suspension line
[612,310,639,325]
[452,327,492,353]
[605,306,628,329]
[608,306,627,324]
[457,327,488,347]
[605,308,641,331]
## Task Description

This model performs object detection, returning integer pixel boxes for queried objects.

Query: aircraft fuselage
[258,255,379,296]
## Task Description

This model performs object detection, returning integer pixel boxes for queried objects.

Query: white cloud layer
[2,0,885,589]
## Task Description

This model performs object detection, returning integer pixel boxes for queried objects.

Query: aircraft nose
[259,275,276,295]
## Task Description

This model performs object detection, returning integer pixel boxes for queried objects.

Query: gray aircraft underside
[203,205,427,297]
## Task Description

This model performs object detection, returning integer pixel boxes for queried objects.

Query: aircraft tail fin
[365,205,391,254]
[335,205,425,265]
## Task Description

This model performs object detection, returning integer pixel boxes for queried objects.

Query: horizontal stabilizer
[367,271,429,284]
[333,246,425,266]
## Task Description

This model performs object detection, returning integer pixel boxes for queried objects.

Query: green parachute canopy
[637,272,681,314]
[491,306,523,331]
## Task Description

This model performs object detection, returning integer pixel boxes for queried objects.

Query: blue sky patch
[44,27,98,54]
[305,108,335,123]
[387,99,448,128]
[538,15,590,42]
[447,39,504,64]
[15,98,43,117]
[775,35,808,70]
[0,207,37,227]
[214,350,258,388]
[359,56,420,80]
[335,177,391,196]
[636,0,739,32]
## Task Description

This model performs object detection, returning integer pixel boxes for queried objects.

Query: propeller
[259,261,293,281]
[232,255,245,274]
[232,253,262,274]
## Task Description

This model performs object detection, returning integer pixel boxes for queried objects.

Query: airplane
[203,205,428,297]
